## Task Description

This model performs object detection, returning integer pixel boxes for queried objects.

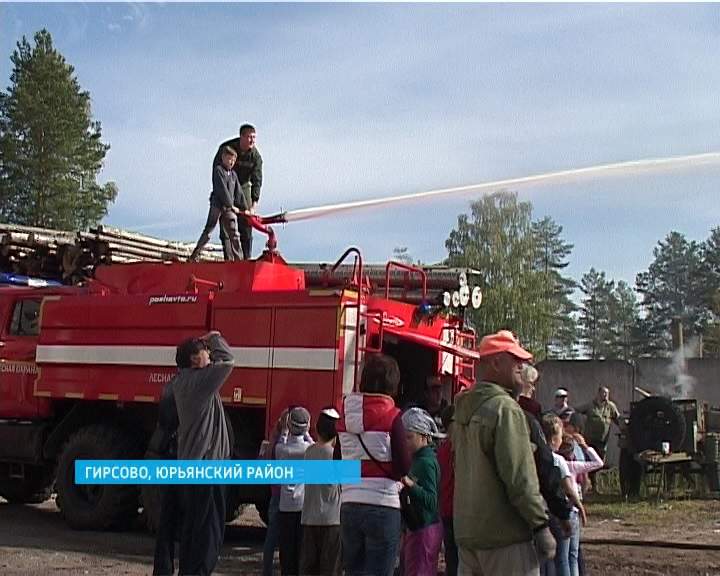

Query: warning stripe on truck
[35,345,338,371]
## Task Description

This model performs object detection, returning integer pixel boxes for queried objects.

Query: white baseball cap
[320,407,340,420]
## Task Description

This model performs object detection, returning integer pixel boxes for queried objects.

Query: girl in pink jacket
[557,433,603,576]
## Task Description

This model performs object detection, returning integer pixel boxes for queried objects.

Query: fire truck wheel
[0,463,55,504]
[55,425,141,530]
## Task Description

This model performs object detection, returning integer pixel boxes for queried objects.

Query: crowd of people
[151,326,622,576]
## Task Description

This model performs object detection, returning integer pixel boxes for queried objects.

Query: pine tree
[609,280,641,361]
[635,231,706,356]
[531,216,578,358]
[701,227,720,301]
[0,29,117,229]
[698,228,720,357]
[579,268,615,359]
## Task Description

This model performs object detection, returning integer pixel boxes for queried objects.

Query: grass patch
[586,495,720,526]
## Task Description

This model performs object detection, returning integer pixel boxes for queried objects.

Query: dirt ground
[1,495,720,575]
[581,497,720,576]
[0,496,267,575]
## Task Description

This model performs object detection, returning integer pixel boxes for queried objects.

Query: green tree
[0,29,117,229]
[635,231,706,356]
[578,271,643,360]
[445,191,552,357]
[579,268,615,359]
[698,228,720,357]
[609,280,641,361]
[549,300,580,359]
[531,216,578,358]
[701,227,720,299]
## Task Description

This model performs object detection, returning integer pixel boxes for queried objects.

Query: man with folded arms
[453,330,554,576]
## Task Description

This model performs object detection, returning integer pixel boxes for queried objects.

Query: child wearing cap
[300,407,342,576]
[276,406,314,576]
[400,407,444,576]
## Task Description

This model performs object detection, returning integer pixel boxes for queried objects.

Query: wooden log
[94,225,223,257]
[0,222,77,241]
[94,225,183,249]
[86,231,186,255]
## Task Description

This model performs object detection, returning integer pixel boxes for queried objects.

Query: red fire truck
[0,228,480,531]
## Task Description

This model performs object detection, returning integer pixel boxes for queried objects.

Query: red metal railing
[187,274,223,294]
[330,247,364,390]
[384,261,427,301]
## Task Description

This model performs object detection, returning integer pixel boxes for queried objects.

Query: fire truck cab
[0,248,478,531]
[0,282,85,504]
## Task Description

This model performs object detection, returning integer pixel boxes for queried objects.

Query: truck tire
[629,396,686,454]
[55,425,141,530]
[0,463,54,504]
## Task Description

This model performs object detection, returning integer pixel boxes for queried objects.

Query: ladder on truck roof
[298,262,481,304]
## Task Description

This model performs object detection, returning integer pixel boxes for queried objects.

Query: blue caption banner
[75,460,361,485]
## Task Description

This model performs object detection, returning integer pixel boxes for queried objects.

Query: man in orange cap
[452,330,554,576]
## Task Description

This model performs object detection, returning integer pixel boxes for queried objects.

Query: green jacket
[452,381,548,550]
[407,445,440,530]
[579,400,620,446]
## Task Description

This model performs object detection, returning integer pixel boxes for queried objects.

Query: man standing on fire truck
[215,124,263,259]
[167,330,234,576]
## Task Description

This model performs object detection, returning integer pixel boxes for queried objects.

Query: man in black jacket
[151,383,181,575]
[512,371,573,537]
[524,411,573,531]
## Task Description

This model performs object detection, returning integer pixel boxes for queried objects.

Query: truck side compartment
[0,256,477,532]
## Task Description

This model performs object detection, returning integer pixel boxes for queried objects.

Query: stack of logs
[0,223,223,284]
[2,223,480,302]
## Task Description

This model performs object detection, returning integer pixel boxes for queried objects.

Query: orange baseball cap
[477,330,533,361]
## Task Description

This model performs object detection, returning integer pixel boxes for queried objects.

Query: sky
[2,3,720,288]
